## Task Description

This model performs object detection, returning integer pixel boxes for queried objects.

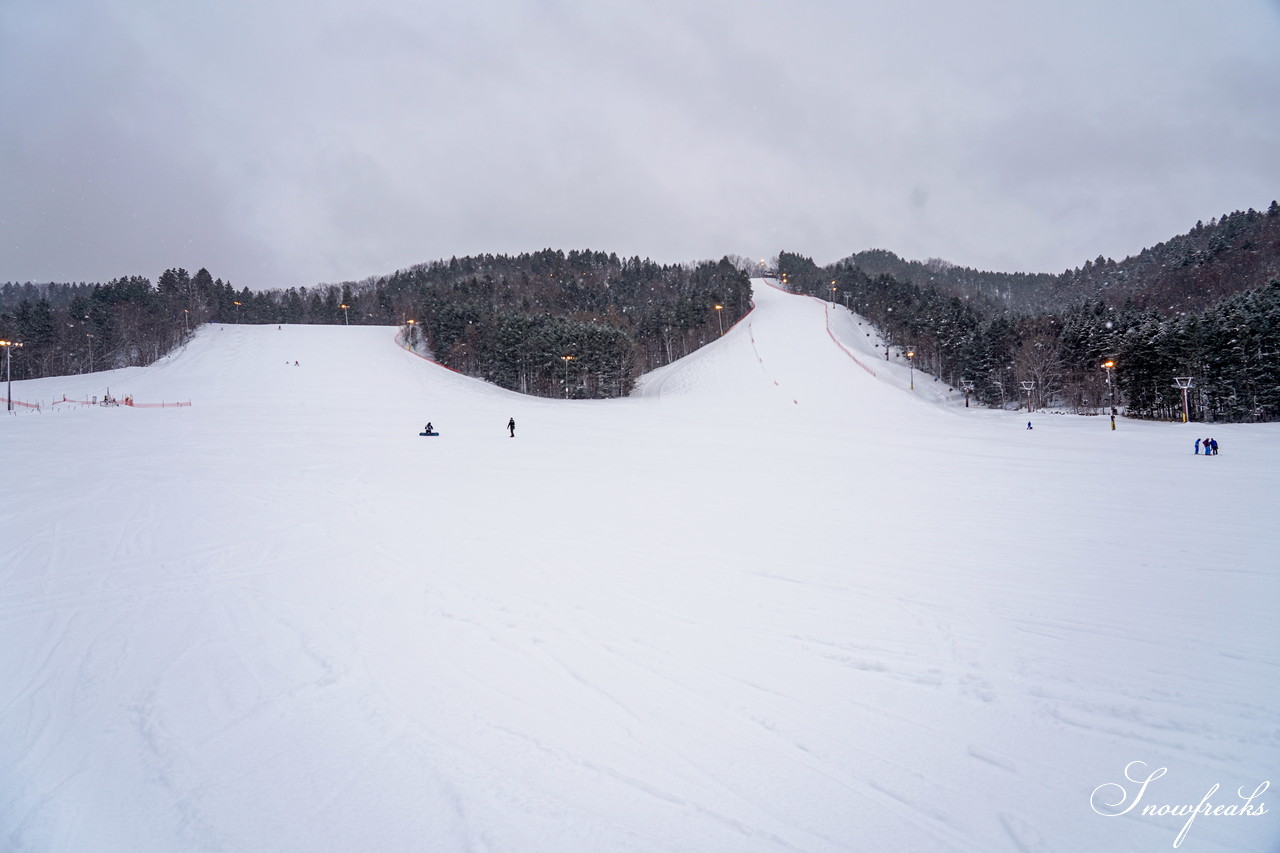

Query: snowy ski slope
[2,281,1277,852]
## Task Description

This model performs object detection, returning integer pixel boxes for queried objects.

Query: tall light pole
[405,318,416,347]
[1174,376,1194,423]
[233,301,242,323]
[960,378,974,408]
[85,333,95,373]
[1,339,23,411]
[561,355,575,398]
[830,281,837,303]
[340,303,349,325]
[906,348,915,390]
[1020,380,1035,412]
[1102,360,1117,429]
[714,304,724,336]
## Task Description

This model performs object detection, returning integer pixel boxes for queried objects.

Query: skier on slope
[508,417,516,438]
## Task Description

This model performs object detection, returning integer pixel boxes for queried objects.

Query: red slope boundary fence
[823,304,878,378]
[759,275,878,378]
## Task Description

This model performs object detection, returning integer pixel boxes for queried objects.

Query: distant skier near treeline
[508,417,516,438]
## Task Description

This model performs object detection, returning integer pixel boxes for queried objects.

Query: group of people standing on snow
[1195,437,1219,455]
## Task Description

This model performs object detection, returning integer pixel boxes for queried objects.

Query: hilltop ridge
[839,202,1280,314]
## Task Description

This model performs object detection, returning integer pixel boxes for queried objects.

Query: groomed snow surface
[2,281,1276,852]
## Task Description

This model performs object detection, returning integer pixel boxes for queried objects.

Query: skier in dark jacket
[1209,438,1218,455]
[508,417,516,438]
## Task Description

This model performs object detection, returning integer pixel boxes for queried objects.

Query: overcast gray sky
[3,0,1279,290]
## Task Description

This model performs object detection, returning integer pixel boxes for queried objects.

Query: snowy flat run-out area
[2,281,1277,852]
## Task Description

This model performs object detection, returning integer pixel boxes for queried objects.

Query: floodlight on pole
[906,348,915,390]
[1174,376,1194,423]
[340,303,349,325]
[233,301,242,323]
[1,339,24,411]
[561,355,575,398]
[1102,360,1117,429]
[1020,380,1035,412]
[714,304,724,336]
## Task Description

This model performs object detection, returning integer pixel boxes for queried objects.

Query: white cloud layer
[3,0,1279,289]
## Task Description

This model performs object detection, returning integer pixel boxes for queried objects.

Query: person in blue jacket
[1195,438,1201,455]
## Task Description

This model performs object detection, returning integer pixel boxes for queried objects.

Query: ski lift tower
[1174,376,1194,423]
[959,378,974,408]
[1020,380,1035,412]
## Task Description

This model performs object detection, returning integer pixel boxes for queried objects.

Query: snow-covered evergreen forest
[4,206,1279,419]
[778,205,1280,422]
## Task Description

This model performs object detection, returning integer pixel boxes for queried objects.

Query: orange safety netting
[49,395,191,408]
[2,397,40,410]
